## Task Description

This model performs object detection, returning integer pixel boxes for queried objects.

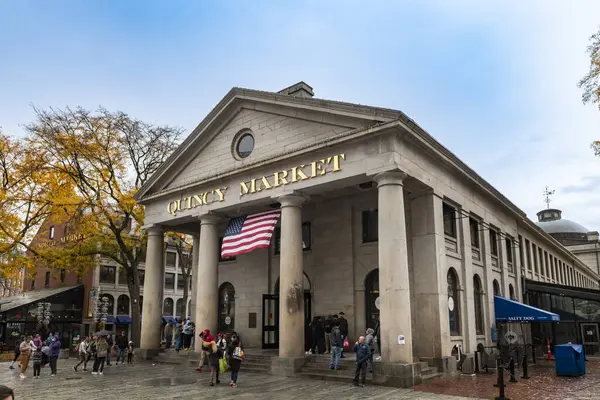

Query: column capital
[277,194,308,208]
[198,214,221,226]
[145,225,164,236]
[373,170,408,188]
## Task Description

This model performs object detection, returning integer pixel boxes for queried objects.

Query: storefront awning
[117,316,132,324]
[494,295,560,322]
[106,315,117,324]
[162,316,176,324]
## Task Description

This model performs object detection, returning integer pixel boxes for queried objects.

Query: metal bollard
[521,352,530,380]
[509,357,517,383]
[531,345,536,364]
[495,363,510,400]
[494,358,501,387]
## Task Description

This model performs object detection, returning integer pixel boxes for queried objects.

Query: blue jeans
[329,346,342,369]
[231,370,238,383]
[116,347,126,363]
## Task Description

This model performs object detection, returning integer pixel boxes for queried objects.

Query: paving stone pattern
[1,358,479,400]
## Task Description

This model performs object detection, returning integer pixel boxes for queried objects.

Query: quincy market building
[134,82,599,385]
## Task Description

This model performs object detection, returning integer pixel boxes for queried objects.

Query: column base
[420,356,458,374]
[270,356,306,377]
[136,348,162,360]
[372,361,424,388]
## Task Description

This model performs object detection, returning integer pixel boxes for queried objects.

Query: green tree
[579,26,600,153]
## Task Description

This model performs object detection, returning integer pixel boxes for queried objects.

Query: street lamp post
[92,288,110,332]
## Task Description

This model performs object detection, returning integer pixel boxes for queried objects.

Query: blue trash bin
[554,344,586,377]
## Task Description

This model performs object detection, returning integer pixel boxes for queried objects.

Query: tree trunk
[129,282,141,345]
[182,274,189,319]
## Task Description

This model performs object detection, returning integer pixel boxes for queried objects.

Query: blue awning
[162,316,175,324]
[494,296,560,322]
[106,315,117,324]
[117,316,132,324]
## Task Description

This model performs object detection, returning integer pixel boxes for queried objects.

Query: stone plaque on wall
[249,312,257,329]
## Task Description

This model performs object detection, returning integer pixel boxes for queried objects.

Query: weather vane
[543,186,555,209]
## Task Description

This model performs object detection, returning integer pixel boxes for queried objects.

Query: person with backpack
[225,339,244,388]
[92,336,108,375]
[196,329,214,372]
[31,344,43,379]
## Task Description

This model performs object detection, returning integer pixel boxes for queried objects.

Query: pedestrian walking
[73,336,90,372]
[324,315,333,354]
[207,341,223,386]
[115,331,128,365]
[196,329,214,372]
[31,345,43,378]
[226,339,244,388]
[18,336,32,379]
[8,336,22,370]
[105,335,113,366]
[182,319,193,350]
[92,336,108,375]
[365,328,375,372]
[353,336,370,387]
[48,335,61,376]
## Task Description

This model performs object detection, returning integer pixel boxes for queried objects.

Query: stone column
[277,194,306,359]
[140,226,165,350]
[481,226,495,344]
[375,171,413,364]
[189,233,200,319]
[194,215,220,352]
[458,207,476,353]
[411,190,449,360]
[514,242,523,302]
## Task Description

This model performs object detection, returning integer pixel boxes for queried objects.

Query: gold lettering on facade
[168,153,345,215]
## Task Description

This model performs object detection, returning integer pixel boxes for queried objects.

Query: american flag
[221,210,281,258]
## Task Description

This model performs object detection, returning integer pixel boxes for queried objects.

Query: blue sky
[1,1,600,228]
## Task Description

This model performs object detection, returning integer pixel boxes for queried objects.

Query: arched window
[509,284,516,300]
[473,274,484,335]
[117,294,130,315]
[493,279,501,297]
[218,283,235,332]
[365,269,379,331]
[176,298,185,318]
[103,294,114,315]
[163,297,174,316]
[447,268,460,335]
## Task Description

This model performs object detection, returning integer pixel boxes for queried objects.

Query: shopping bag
[233,346,245,360]
[343,338,349,348]
[219,356,229,373]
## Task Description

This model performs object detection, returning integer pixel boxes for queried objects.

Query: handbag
[343,338,349,348]
[232,346,245,360]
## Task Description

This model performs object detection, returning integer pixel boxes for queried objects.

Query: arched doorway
[365,269,379,331]
[263,273,312,349]
[218,282,236,333]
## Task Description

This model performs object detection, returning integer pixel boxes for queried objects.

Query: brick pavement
[414,359,600,400]
[1,358,480,400]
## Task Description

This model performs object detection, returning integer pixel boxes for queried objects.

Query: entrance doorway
[581,323,600,356]
[262,273,312,349]
[365,268,379,331]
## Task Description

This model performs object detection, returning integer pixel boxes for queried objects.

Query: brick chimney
[278,81,314,99]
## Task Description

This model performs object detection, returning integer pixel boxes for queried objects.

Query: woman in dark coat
[225,339,242,388]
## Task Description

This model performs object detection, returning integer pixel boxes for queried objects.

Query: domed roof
[535,208,589,234]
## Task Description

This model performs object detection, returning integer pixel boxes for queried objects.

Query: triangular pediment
[136,86,402,200]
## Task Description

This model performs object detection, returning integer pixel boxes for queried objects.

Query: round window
[236,133,254,159]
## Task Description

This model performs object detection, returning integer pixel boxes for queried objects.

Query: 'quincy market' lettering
[239,153,345,197]
[166,153,345,216]
[167,188,227,216]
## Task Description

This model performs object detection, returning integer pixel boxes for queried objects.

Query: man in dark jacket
[353,336,370,387]
[339,312,349,358]
[323,315,333,354]
[115,331,128,365]
[329,319,342,370]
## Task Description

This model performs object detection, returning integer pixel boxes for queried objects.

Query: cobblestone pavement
[1,359,479,400]
[414,359,600,400]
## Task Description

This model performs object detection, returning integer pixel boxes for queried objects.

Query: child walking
[226,339,243,388]
[31,345,43,378]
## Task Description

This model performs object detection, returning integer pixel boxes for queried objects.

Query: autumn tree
[0,128,77,285]
[579,26,600,153]
[26,107,182,343]
[166,232,193,318]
